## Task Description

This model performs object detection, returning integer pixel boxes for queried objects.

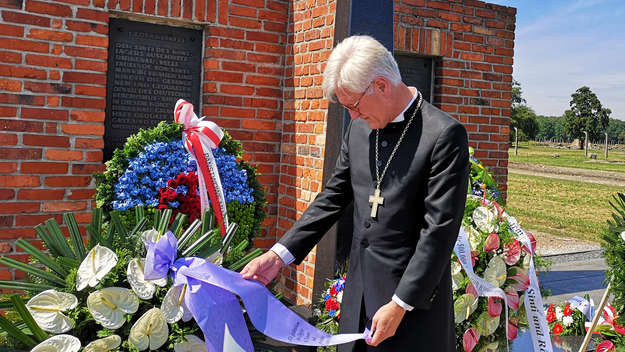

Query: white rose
[337,291,343,303]
[563,315,573,327]
[555,306,563,321]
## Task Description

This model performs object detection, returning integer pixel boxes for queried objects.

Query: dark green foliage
[510,80,539,142]
[601,193,625,319]
[563,86,611,143]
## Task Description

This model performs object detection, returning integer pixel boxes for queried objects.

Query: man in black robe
[242,35,469,351]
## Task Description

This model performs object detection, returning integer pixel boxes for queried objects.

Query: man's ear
[374,77,393,98]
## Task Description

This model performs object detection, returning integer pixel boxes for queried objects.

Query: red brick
[17,189,65,201]
[0,189,14,200]
[71,163,104,174]
[70,111,105,122]
[61,123,104,135]
[67,189,95,200]
[0,0,22,9]
[0,227,38,237]
[0,78,21,92]
[75,59,107,72]
[63,72,107,85]
[0,162,17,173]
[85,151,102,162]
[0,148,41,160]
[25,54,72,69]
[26,0,71,16]
[74,138,104,149]
[2,11,50,27]
[0,176,40,187]
[22,135,69,148]
[21,107,68,121]
[229,17,261,29]
[24,82,71,95]
[64,46,107,60]
[0,119,42,133]
[76,8,108,23]
[44,176,91,187]
[74,85,107,97]
[43,201,87,212]
[0,38,48,53]
[0,51,21,64]
[15,214,63,226]
[0,23,24,37]
[45,149,82,161]
[461,52,483,61]
[0,64,46,80]
[27,29,73,42]
[65,20,107,34]
[0,133,17,145]
[76,34,108,48]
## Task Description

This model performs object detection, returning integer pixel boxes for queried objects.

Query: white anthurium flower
[31,334,81,352]
[174,335,205,352]
[206,251,223,266]
[161,284,192,323]
[76,244,118,291]
[83,335,121,352]
[26,289,77,333]
[141,229,160,245]
[465,226,481,252]
[451,261,464,291]
[472,206,498,234]
[337,290,343,303]
[127,258,167,300]
[621,231,625,242]
[87,287,139,329]
[129,307,169,351]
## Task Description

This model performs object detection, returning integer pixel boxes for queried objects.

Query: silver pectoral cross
[368,188,384,218]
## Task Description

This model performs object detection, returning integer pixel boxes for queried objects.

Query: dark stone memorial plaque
[395,54,434,103]
[104,18,202,160]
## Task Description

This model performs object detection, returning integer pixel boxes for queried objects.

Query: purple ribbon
[144,232,367,351]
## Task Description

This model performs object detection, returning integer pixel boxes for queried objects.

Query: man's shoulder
[420,101,464,133]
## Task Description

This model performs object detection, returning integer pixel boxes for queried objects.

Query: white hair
[322,35,402,103]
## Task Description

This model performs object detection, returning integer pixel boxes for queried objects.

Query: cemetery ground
[507,141,625,252]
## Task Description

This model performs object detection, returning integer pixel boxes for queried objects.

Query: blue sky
[487,0,625,120]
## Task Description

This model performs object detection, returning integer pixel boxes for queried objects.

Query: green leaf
[44,219,76,259]
[0,257,65,287]
[484,255,507,287]
[228,248,263,271]
[0,281,54,293]
[220,222,239,255]
[56,256,79,272]
[15,239,67,277]
[181,230,218,257]
[135,205,145,222]
[128,217,148,238]
[86,208,103,248]
[33,224,63,258]
[169,212,186,237]
[157,209,172,235]
[109,210,127,244]
[177,219,201,249]
[0,312,37,347]
[64,212,86,261]
[11,295,47,342]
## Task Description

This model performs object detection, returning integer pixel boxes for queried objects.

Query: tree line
[510,81,625,144]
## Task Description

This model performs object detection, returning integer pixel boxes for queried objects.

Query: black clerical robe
[278,100,469,351]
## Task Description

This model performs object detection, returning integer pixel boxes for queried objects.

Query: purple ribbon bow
[144,232,365,352]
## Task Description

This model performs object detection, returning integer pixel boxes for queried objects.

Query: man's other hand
[240,250,284,285]
[367,300,406,346]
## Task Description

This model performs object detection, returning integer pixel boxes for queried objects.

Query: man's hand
[367,300,406,346]
[240,250,284,285]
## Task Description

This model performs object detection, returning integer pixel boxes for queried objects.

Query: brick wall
[0,0,290,281]
[395,0,515,192]
[275,0,335,305]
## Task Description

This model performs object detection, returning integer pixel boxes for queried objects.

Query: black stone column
[311,0,394,301]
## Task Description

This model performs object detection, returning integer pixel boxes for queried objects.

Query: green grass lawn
[509,141,625,173]
[506,172,624,242]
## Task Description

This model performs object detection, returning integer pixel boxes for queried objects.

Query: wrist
[268,250,285,266]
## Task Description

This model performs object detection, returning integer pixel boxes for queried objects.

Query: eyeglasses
[338,81,373,113]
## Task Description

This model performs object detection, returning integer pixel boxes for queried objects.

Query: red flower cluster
[563,303,572,317]
[325,297,340,311]
[552,322,563,335]
[158,172,201,222]
[546,304,556,323]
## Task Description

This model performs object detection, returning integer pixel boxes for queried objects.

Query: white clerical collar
[391,88,418,123]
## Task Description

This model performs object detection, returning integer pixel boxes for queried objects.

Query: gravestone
[104,18,202,160]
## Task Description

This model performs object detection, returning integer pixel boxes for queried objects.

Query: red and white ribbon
[174,99,229,236]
